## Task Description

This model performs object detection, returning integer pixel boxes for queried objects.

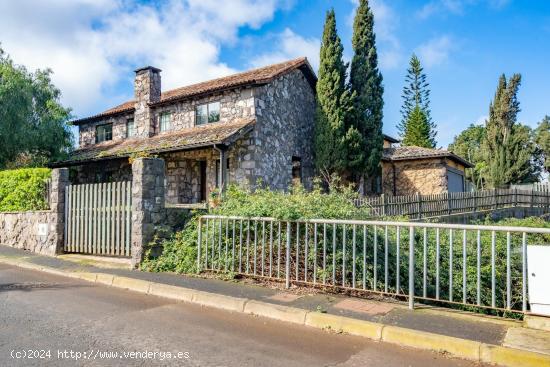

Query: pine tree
[483,74,539,187]
[398,54,436,147]
[348,0,384,191]
[402,106,432,148]
[314,9,353,180]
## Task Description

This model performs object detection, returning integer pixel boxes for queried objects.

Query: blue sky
[1,0,549,147]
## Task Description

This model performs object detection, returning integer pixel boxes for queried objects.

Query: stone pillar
[131,158,166,267]
[49,168,69,255]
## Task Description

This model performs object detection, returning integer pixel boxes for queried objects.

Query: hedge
[0,168,51,211]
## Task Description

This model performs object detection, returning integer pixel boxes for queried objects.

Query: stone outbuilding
[52,58,317,206]
[381,144,473,196]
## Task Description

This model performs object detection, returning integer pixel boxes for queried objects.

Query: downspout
[213,144,227,198]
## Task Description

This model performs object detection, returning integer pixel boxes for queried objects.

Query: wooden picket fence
[355,188,550,219]
[65,181,132,256]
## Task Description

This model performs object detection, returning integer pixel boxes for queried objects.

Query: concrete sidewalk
[1,245,549,367]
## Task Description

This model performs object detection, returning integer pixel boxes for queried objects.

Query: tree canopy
[398,54,436,148]
[314,9,353,179]
[449,124,487,189]
[0,47,72,169]
[401,106,433,148]
[348,0,384,187]
[483,74,539,187]
[534,115,550,174]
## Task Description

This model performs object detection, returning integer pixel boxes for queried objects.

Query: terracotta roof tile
[72,57,314,124]
[383,146,473,168]
[54,118,255,166]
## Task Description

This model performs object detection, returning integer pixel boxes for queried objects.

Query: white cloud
[417,0,510,19]
[415,35,455,68]
[0,0,286,117]
[348,0,402,70]
[249,28,320,72]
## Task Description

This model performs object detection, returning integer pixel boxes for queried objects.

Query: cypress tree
[402,106,433,148]
[314,9,352,180]
[483,74,537,187]
[398,54,436,147]
[348,0,384,191]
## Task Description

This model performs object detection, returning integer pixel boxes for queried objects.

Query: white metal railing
[197,215,550,314]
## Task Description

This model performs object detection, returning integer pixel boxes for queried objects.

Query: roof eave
[50,121,256,168]
[70,108,135,126]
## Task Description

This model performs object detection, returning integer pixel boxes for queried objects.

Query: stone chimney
[134,66,161,137]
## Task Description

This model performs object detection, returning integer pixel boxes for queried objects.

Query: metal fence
[197,215,550,313]
[65,181,132,256]
[354,189,550,219]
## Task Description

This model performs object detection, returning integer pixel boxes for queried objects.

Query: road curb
[305,311,383,340]
[382,325,481,361]
[192,290,247,313]
[244,300,308,325]
[148,282,194,302]
[480,344,550,367]
[112,276,151,293]
[2,255,549,367]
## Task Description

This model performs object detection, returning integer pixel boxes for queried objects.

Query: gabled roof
[71,57,316,125]
[52,118,255,167]
[382,146,473,168]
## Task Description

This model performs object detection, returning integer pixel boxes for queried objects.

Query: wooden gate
[65,182,132,256]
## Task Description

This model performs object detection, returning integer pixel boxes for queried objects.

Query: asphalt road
[0,263,491,367]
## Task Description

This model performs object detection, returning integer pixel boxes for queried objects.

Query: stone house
[53,58,317,206]
[380,142,473,196]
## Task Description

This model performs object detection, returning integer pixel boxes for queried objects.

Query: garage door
[447,169,465,192]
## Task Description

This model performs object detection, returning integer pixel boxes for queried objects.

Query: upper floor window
[159,112,171,132]
[126,118,135,138]
[96,123,112,143]
[195,101,220,125]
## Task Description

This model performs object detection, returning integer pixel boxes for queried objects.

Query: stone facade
[253,69,316,190]
[72,158,132,184]
[79,112,134,147]
[381,159,448,196]
[153,87,255,133]
[73,62,316,202]
[0,168,68,256]
[131,158,166,267]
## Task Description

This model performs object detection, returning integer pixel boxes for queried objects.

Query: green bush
[0,168,51,211]
[141,183,370,273]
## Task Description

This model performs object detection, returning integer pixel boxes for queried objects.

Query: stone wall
[0,168,68,256]
[71,158,132,184]
[382,159,448,196]
[164,149,216,204]
[79,112,134,147]
[253,69,316,190]
[153,87,255,132]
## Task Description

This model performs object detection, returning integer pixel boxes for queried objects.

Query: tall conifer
[314,9,352,179]
[348,0,384,190]
[399,54,436,147]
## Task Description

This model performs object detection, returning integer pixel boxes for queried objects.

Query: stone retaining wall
[0,168,68,256]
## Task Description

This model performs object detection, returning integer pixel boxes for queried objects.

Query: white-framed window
[95,123,112,143]
[159,112,171,132]
[126,118,135,138]
[195,101,220,125]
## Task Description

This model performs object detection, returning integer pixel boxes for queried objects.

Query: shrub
[141,182,370,273]
[0,167,51,211]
